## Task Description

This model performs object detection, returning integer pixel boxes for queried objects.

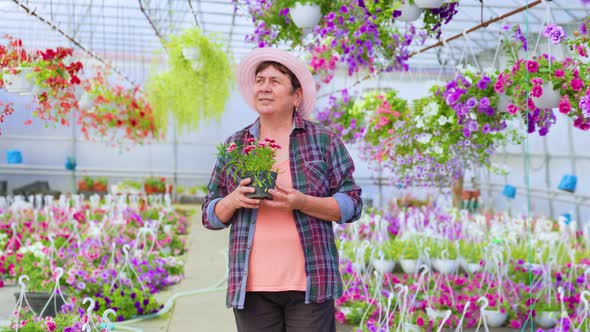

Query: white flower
[416,118,424,128]
[432,145,443,155]
[417,133,432,144]
[464,75,473,84]
[437,116,449,126]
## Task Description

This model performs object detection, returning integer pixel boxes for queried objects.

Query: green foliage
[144,177,166,192]
[0,310,81,332]
[82,176,94,188]
[459,240,485,263]
[146,27,233,135]
[400,238,419,260]
[217,138,280,181]
[96,176,108,185]
[376,239,402,261]
[94,284,161,320]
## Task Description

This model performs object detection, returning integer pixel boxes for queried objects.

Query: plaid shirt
[202,113,363,309]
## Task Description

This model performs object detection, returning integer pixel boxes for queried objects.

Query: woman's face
[253,65,302,118]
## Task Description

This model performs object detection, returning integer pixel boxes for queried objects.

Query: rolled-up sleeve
[328,136,363,224]
[202,155,232,230]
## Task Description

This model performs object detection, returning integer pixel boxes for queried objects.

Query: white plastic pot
[532,82,561,109]
[497,93,510,113]
[400,259,418,274]
[534,311,558,328]
[181,47,202,71]
[467,262,482,274]
[78,91,95,111]
[370,258,395,274]
[432,258,459,274]
[396,3,423,22]
[3,67,35,94]
[414,0,445,8]
[483,310,508,327]
[289,3,321,33]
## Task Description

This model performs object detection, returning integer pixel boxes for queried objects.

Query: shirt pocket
[304,160,330,197]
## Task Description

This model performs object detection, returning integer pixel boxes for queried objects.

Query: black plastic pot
[243,171,277,200]
[14,292,67,317]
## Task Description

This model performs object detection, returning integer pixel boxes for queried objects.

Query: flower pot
[466,262,482,273]
[497,93,510,113]
[78,91,95,111]
[14,292,67,317]
[181,47,203,71]
[289,3,322,33]
[534,311,558,328]
[2,67,35,94]
[400,259,419,274]
[243,171,278,200]
[483,309,508,327]
[77,181,89,192]
[403,323,423,332]
[432,258,459,274]
[370,258,396,274]
[532,82,561,109]
[414,0,445,8]
[94,183,108,192]
[396,3,423,22]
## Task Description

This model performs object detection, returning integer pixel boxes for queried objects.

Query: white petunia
[417,133,432,144]
[437,116,448,126]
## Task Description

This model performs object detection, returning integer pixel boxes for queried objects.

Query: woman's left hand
[266,183,307,210]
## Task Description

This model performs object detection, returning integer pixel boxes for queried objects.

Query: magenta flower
[554,69,565,78]
[558,97,572,114]
[507,103,519,115]
[527,60,539,73]
[531,85,543,98]
[570,78,584,91]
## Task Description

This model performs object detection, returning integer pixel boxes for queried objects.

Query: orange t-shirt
[246,159,307,292]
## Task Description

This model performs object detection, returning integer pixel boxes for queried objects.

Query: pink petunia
[531,77,544,86]
[507,103,519,115]
[571,78,584,91]
[559,98,572,114]
[554,69,565,78]
[494,80,505,93]
[527,60,539,73]
[531,85,543,98]
[416,316,425,327]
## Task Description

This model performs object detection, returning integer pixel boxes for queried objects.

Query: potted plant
[217,137,281,200]
[370,239,401,274]
[362,90,408,147]
[399,237,420,273]
[93,177,108,192]
[240,0,336,48]
[144,177,166,194]
[77,176,94,192]
[78,70,159,144]
[533,296,561,328]
[458,240,484,273]
[479,293,510,327]
[146,27,233,136]
[316,89,366,144]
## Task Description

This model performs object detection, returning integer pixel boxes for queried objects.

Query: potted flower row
[77,176,108,193]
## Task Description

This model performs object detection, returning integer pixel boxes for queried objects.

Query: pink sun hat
[237,48,317,119]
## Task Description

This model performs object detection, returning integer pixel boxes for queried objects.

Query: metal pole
[542,134,554,218]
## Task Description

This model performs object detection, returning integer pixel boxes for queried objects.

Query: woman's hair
[255,61,302,93]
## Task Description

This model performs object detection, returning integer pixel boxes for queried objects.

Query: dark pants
[233,291,336,332]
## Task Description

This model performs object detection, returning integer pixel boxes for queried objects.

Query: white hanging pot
[532,82,561,109]
[414,0,445,8]
[289,3,321,33]
[3,67,35,94]
[432,258,459,274]
[400,259,418,273]
[497,93,510,113]
[396,2,423,22]
[78,91,95,111]
[467,262,482,274]
[181,47,202,71]
[483,310,508,327]
[534,311,558,328]
[370,258,396,274]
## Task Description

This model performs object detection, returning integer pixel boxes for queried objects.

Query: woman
[202,48,363,332]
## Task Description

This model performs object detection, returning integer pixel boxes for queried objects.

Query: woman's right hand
[226,178,261,210]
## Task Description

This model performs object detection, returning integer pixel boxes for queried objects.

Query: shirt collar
[248,112,306,138]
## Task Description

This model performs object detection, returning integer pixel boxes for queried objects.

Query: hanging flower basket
[532,82,561,109]
[414,0,445,9]
[370,258,396,274]
[534,311,558,328]
[400,258,419,274]
[482,309,508,327]
[289,3,322,33]
[395,3,423,22]
[2,67,35,94]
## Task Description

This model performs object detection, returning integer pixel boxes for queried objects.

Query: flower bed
[0,197,192,325]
